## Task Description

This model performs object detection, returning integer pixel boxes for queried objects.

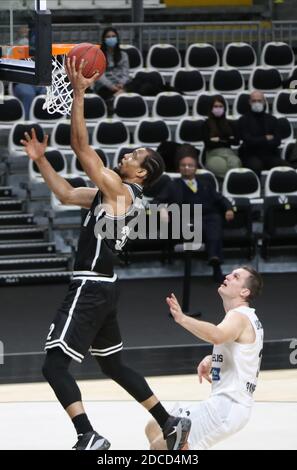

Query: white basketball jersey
[210,306,264,407]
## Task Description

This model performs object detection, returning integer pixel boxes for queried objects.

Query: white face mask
[251,102,264,113]
[212,106,225,117]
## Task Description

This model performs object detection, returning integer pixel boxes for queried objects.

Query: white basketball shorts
[172,395,251,450]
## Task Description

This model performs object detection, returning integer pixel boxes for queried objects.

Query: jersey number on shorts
[46,323,55,341]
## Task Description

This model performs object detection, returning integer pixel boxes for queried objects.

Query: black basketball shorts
[44,275,122,362]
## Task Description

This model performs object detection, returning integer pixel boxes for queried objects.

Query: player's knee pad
[96,352,153,402]
[42,348,71,382]
[96,352,123,379]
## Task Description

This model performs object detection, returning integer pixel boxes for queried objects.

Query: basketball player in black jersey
[19,57,191,451]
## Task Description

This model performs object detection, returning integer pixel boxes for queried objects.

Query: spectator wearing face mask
[94,27,130,102]
[203,95,241,179]
[238,90,285,175]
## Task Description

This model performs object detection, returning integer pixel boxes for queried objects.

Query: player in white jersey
[145,265,264,450]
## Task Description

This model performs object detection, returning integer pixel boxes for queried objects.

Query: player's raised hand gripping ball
[67,43,106,78]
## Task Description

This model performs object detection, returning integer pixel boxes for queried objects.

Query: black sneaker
[162,416,191,450]
[73,431,111,450]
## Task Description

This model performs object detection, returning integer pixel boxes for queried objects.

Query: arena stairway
[0,186,71,285]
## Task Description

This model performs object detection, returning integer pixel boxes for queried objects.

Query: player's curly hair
[141,148,165,189]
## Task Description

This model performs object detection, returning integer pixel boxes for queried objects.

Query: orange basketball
[67,43,106,79]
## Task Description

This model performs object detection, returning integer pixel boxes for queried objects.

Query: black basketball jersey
[74,183,143,276]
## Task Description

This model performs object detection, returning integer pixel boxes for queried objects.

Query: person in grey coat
[94,27,130,102]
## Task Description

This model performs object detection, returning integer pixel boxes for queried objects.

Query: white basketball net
[42,54,73,116]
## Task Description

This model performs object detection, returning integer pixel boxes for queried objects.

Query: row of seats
[27,163,297,261]
[122,42,295,75]
[220,167,297,199]
[28,148,107,186]
[37,163,297,261]
[6,117,295,156]
[6,120,296,176]
[26,138,297,199]
[2,90,297,127]
[1,64,294,105]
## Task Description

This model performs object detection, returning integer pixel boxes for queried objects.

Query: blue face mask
[105,37,118,48]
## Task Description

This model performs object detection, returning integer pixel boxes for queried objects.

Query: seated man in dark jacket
[154,144,234,283]
[238,90,284,175]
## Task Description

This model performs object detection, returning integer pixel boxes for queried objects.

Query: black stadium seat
[264,166,297,197]
[281,141,297,168]
[9,122,44,155]
[223,42,257,69]
[196,169,219,192]
[30,95,62,122]
[171,68,205,95]
[210,68,244,95]
[70,148,108,177]
[92,120,129,148]
[222,168,261,199]
[152,92,188,121]
[113,93,148,121]
[29,149,67,184]
[223,197,255,259]
[51,121,71,149]
[262,195,297,259]
[277,117,293,143]
[261,42,294,70]
[185,43,219,70]
[146,44,181,72]
[134,118,170,146]
[0,96,24,123]
[249,67,282,94]
[121,44,143,71]
[132,69,165,96]
[273,91,297,122]
[232,92,251,117]
[83,94,107,121]
[175,117,205,147]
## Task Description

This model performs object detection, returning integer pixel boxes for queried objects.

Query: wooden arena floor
[0,370,296,450]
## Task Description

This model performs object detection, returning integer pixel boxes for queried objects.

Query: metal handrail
[1,21,297,54]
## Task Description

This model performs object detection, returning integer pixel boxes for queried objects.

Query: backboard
[0,1,52,85]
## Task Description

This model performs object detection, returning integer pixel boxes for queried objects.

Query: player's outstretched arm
[21,128,97,209]
[66,58,125,199]
[166,293,246,345]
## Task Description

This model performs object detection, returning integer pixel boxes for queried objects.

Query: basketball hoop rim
[2,43,103,116]
[4,44,79,59]
[52,44,77,56]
